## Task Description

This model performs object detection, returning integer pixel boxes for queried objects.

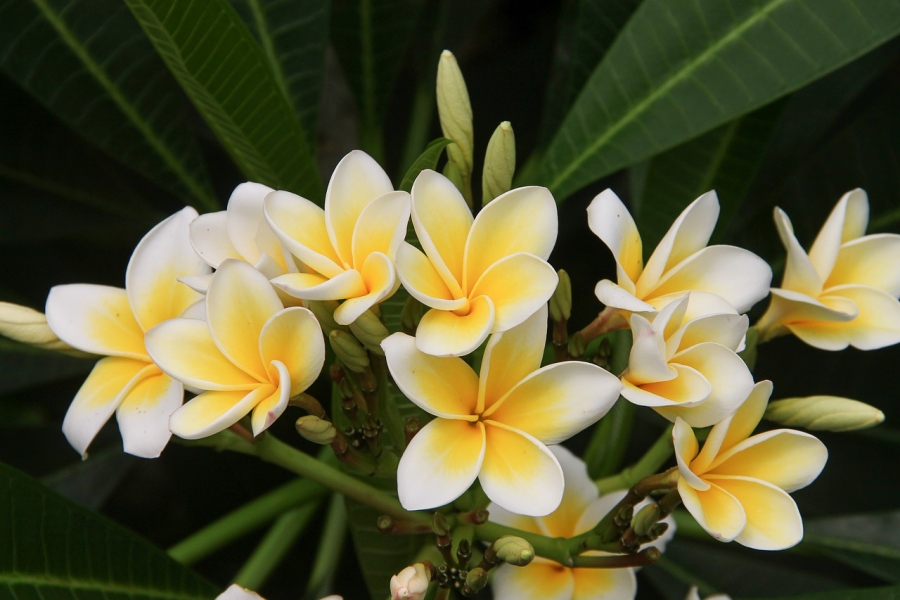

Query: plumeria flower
[395,169,558,356]
[756,189,900,350]
[589,189,771,320]
[490,446,675,600]
[674,381,828,550]
[382,305,621,516]
[145,259,325,438]
[390,563,430,600]
[45,208,210,458]
[685,587,731,600]
[186,182,296,294]
[264,150,410,325]
[620,295,753,427]
[216,584,341,600]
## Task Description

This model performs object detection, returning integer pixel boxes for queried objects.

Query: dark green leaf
[398,138,453,193]
[42,447,138,510]
[0,0,217,210]
[538,0,900,202]
[123,0,323,200]
[0,459,218,599]
[804,511,900,582]
[0,338,92,397]
[749,585,900,599]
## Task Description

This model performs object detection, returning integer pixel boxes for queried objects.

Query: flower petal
[250,360,291,435]
[226,182,275,264]
[594,279,653,312]
[46,284,147,359]
[116,369,182,458]
[465,186,557,290]
[673,417,708,491]
[264,190,344,278]
[272,270,367,301]
[410,169,471,297]
[756,287,857,344]
[415,296,495,357]
[127,207,208,331]
[541,445,603,538]
[189,211,241,268]
[207,260,283,381]
[478,304,547,412]
[469,253,557,333]
[773,207,823,297]
[718,380,773,455]
[708,475,804,550]
[395,243,465,310]
[491,561,575,600]
[587,189,643,285]
[808,189,869,281]
[179,274,214,295]
[62,357,151,458]
[668,313,748,356]
[647,290,740,322]
[827,233,900,296]
[260,307,325,395]
[169,386,272,439]
[572,563,636,600]
[145,318,261,390]
[351,191,411,269]
[381,332,479,418]
[484,362,620,445]
[326,150,394,268]
[677,477,745,542]
[626,313,675,385]
[333,252,398,325]
[622,364,710,408]
[789,285,900,351]
[480,422,564,516]
[397,418,485,510]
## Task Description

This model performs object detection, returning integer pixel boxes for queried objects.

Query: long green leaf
[750,586,900,600]
[804,511,900,583]
[538,0,900,202]
[0,460,218,599]
[0,0,217,210]
[398,138,452,193]
[0,338,92,397]
[123,0,323,200]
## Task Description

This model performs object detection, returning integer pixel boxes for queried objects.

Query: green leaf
[42,447,137,511]
[398,138,453,193]
[230,0,330,145]
[0,338,92,397]
[632,99,785,252]
[0,459,218,599]
[123,0,323,200]
[0,0,217,210]
[804,511,900,583]
[538,0,900,202]
[750,585,900,599]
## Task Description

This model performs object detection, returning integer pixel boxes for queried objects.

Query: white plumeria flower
[756,189,900,350]
[186,182,296,293]
[490,446,675,600]
[264,150,410,325]
[145,259,325,438]
[674,381,828,550]
[45,207,210,458]
[589,189,771,320]
[685,586,731,600]
[390,563,430,600]
[395,169,558,356]
[216,585,341,600]
[620,295,753,428]
[382,305,622,516]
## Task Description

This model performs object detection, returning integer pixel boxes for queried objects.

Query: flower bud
[0,302,81,354]
[548,269,572,322]
[309,300,349,336]
[390,563,431,600]
[492,535,535,566]
[329,330,369,373]
[567,331,585,358]
[482,121,515,204]
[400,295,423,334]
[765,396,885,432]
[631,502,661,537]
[442,160,466,198]
[463,567,488,595]
[436,50,473,173]
[295,415,337,444]
[349,310,389,356]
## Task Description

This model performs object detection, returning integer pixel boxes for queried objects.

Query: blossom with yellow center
[674,381,828,550]
[589,189,771,320]
[45,208,210,458]
[620,295,753,427]
[756,189,900,350]
[395,169,558,357]
[381,305,622,515]
[263,150,410,325]
[145,259,324,438]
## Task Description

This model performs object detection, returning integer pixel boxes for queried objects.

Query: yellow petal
[326,150,394,268]
[755,287,857,344]
[708,475,804,550]
[250,360,291,435]
[381,332,479,418]
[207,260,283,381]
[773,207,823,297]
[116,369,182,458]
[259,307,325,396]
[397,418,485,510]
[490,561,575,600]
[673,417,708,490]
[415,296,495,357]
[395,243,465,310]
[478,305,547,412]
[62,357,152,458]
[410,169,471,297]
[622,363,710,409]
[827,234,900,295]
[572,562,636,600]
[272,270,367,301]
[46,284,147,360]
[789,285,900,350]
[677,478,745,542]
[468,253,557,333]
[586,189,643,285]
[169,386,272,439]
[264,190,344,278]
[145,318,261,390]
[717,380,772,455]
[538,446,602,539]
[351,191,410,269]
[333,251,398,325]
[464,186,557,290]
[808,189,869,281]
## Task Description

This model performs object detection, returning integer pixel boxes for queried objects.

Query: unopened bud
[462,567,488,596]
[295,415,337,444]
[568,331,585,357]
[432,512,451,537]
[309,300,348,336]
[549,270,572,322]
[492,536,535,566]
[400,295,423,334]
[349,310,389,356]
[442,160,466,198]
[765,396,885,432]
[482,121,515,204]
[390,562,431,600]
[329,330,369,373]
[436,50,473,181]
[0,302,84,355]
[631,503,660,537]
[649,522,669,540]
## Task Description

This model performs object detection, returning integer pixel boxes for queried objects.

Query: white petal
[116,369,182,458]
[829,233,900,295]
[808,189,869,281]
[491,561,575,600]
[708,475,804,550]
[264,190,344,279]
[773,207,822,297]
[333,252,398,325]
[226,182,275,264]
[478,304,547,412]
[169,386,272,439]
[673,417,708,491]
[259,307,325,396]
[415,296,495,357]
[351,191,410,268]
[468,252,558,333]
[179,274,214,295]
[272,270,367,302]
[586,189,642,285]
[594,279,653,312]
[189,211,241,268]
[250,360,291,435]
[627,313,675,385]
[396,242,468,310]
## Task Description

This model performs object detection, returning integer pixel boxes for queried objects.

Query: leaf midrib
[0,573,210,600]
[546,0,791,193]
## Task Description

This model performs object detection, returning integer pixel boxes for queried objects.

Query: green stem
[596,424,674,493]
[474,522,582,566]
[234,502,321,590]
[303,495,348,600]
